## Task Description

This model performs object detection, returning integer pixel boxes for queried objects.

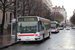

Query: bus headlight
[17,36,19,38]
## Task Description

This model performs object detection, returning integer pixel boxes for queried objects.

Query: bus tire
[41,34,44,42]
[56,31,59,33]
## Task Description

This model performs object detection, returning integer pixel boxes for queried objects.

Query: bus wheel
[41,34,44,42]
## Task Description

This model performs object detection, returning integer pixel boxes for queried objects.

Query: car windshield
[17,21,38,33]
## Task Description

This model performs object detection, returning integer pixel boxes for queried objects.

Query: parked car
[66,26,70,30]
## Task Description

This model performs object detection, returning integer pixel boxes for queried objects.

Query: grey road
[4,28,75,50]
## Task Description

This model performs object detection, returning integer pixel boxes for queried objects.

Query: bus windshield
[51,24,56,28]
[59,25,63,27]
[17,21,38,33]
[51,27,56,29]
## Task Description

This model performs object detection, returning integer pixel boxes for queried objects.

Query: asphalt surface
[4,28,75,50]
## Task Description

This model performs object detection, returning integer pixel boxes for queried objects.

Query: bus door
[11,22,16,36]
[44,27,48,37]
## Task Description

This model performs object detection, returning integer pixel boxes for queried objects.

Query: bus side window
[19,26,23,32]
[39,21,44,31]
[40,25,44,31]
[41,26,44,29]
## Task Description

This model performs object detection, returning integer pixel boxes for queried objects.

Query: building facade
[42,0,53,12]
[52,6,67,24]
[0,10,14,29]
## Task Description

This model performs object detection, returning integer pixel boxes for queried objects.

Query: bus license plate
[26,39,30,41]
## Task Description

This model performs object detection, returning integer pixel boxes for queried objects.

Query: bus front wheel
[41,34,44,42]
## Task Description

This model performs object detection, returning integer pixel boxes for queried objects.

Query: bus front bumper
[51,30,58,32]
[17,37,41,41]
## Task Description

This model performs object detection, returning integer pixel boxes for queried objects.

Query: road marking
[49,31,63,48]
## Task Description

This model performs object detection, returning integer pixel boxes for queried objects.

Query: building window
[10,13,12,23]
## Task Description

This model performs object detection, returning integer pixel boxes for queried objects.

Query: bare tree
[26,0,42,16]
[0,0,13,34]
[14,0,53,20]
[50,12,64,22]
[55,12,64,23]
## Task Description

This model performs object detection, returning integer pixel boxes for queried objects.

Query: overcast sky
[51,0,75,20]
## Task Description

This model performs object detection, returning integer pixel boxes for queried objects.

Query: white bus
[15,16,51,41]
[51,21,60,33]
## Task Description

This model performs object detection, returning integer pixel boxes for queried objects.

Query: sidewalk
[0,34,19,49]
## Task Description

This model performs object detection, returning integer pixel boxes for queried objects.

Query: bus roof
[17,16,50,22]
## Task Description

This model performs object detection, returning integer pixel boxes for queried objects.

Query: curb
[0,41,20,50]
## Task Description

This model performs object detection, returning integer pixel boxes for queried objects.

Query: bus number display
[24,18,34,21]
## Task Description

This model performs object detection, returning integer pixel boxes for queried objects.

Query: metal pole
[15,0,17,42]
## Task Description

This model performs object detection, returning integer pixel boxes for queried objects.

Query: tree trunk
[1,0,5,35]
[14,0,16,18]
[29,10,31,16]
[22,0,25,16]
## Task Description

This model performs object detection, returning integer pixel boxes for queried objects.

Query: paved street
[4,28,75,50]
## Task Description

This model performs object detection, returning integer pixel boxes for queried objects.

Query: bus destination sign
[24,18,35,21]
[18,17,37,21]
[18,18,23,21]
